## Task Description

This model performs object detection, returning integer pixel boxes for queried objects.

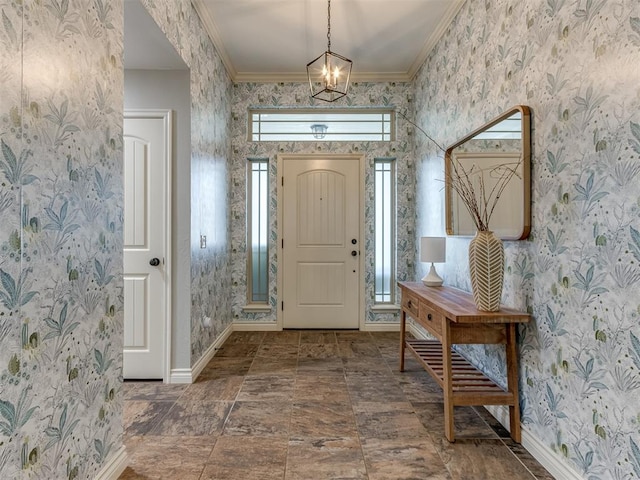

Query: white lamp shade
[420,237,446,263]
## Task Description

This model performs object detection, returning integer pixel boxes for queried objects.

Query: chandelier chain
[327,0,331,51]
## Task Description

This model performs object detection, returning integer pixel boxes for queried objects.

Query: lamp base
[422,264,443,287]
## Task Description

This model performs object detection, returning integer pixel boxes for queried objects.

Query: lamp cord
[327,0,331,52]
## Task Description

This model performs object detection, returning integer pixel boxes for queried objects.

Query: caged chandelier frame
[306,0,352,102]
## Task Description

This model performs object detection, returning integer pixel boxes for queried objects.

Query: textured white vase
[468,230,504,312]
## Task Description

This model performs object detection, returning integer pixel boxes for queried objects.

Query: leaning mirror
[445,105,531,240]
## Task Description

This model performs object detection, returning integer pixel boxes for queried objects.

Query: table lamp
[420,237,446,287]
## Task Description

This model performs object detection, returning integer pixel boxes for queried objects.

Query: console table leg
[442,322,455,442]
[506,323,521,443]
[399,310,406,372]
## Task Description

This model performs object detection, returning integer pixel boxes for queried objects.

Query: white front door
[281,155,362,329]
[123,110,171,379]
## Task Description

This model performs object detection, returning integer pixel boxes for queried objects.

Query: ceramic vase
[468,230,504,312]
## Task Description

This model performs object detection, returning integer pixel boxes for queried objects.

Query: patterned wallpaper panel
[414,0,640,477]
[230,82,415,325]
[0,1,124,478]
[138,0,234,364]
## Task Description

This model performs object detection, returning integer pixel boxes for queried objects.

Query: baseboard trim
[485,405,580,480]
[232,322,281,331]
[169,323,234,384]
[361,322,400,332]
[168,368,192,384]
[94,446,128,480]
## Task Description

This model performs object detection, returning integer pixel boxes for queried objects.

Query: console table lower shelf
[406,339,514,404]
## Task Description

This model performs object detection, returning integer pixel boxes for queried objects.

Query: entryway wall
[124,69,191,371]
[229,82,417,329]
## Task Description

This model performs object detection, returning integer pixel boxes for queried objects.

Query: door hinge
[281,301,284,311]
[281,176,284,186]
[281,239,284,249]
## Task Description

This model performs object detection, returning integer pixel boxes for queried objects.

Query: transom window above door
[248,108,395,142]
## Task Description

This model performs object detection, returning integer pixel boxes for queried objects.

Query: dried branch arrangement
[447,157,522,232]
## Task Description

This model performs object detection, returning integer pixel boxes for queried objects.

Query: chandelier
[306,0,352,102]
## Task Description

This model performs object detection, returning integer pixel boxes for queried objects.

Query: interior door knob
[149,258,160,266]
[351,250,358,257]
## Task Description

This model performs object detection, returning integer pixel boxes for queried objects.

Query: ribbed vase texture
[468,231,504,312]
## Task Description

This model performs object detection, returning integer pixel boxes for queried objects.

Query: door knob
[351,239,357,244]
[149,258,161,266]
[351,250,358,257]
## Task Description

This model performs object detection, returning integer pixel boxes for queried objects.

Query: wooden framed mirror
[445,105,531,240]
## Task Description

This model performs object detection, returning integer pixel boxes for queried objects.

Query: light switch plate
[200,235,207,249]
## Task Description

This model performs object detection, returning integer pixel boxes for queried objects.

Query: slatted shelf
[406,338,510,400]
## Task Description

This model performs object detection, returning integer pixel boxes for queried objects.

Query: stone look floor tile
[412,402,499,440]
[291,401,358,437]
[216,343,260,357]
[286,436,367,480]
[201,436,288,480]
[123,381,187,401]
[346,374,407,403]
[298,342,341,358]
[149,400,232,436]
[300,331,337,343]
[198,357,254,380]
[297,357,345,374]
[293,375,350,402]
[361,437,452,480]
[338,341,381,358]
[262,331,301,344]
[353,402,429,440]
[236,375,295,401]
[179,376,244,402]
[256,343,300,358]
[123,400,174,436]
[223,400,291,437]
[435,437,538,479]
[119,436,213,480]
[248,357,298,376]
[224,331,266,345]
[120,329,552,480]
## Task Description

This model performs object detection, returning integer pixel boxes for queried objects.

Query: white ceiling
[125,0,465,82]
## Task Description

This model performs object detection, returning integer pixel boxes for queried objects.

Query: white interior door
[282,156,361,329]
[123,110,171,379]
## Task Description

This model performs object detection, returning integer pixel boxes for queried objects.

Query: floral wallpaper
[0,1,124,478]
[230,82,415,325]
[0,0,233,478]
[414,0,640,478]
[137,0,233,364]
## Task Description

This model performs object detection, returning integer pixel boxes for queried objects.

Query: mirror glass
[445,105,531,240]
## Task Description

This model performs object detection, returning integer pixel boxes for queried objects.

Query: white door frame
[123,109,172,382]
[276,153,366,330]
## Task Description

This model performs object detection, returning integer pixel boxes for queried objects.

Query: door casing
[276,153,365,330]
[123,109,172,381]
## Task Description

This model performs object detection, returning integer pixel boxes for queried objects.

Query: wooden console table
[399,282,530,443]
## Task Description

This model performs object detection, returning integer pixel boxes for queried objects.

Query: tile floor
[120,330,553,480]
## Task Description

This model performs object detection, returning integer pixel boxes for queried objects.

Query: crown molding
[234,71,413,84]
[407,0,466,80]
[191,0,238,80]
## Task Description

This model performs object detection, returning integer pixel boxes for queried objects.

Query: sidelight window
[247,158,269,304]
[374,158,396,304]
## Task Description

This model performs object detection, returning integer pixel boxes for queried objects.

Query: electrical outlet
[200,235,206,249]
[203,316,211,328]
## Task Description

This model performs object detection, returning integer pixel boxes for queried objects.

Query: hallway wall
[0,2,124,478]
[414,0,640,477]
[138,0,234,365]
